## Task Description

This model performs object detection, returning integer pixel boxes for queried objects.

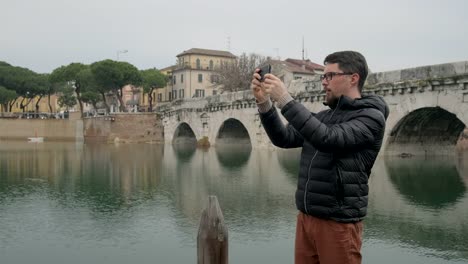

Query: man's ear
[350,73,360,87]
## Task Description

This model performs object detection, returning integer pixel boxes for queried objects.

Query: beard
[324,92,339,108]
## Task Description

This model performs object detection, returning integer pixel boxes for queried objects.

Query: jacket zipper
[303,151,318,214]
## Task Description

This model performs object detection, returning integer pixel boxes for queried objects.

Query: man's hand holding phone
[251,65,271,104]
[257,64,271,82]
[256,66,287,102]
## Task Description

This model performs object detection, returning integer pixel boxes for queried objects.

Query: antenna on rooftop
[302,36,305,60]
[227,36,231,51]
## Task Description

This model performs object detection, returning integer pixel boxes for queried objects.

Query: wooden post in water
[197,195,228,264]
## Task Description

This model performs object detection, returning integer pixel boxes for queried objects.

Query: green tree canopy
[0,64,47,111]
[0,61,12,68]
[0,86,17,112]
[141,68,166,111]
[50,63,89,117]
[57,85,77,110]
[30,73,51,112]
[80,91,101,112]
[91,60,142,112]
[0,65,37,96]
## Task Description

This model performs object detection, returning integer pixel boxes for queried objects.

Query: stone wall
[0,113,164,144]
[0,118,83,142]
[83,113,164,143]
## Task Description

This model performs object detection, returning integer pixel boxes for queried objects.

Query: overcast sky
[1,0,467,74]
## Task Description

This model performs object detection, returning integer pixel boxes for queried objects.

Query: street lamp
[116,49,128,61]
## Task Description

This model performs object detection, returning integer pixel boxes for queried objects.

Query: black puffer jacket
[260,95,389,222]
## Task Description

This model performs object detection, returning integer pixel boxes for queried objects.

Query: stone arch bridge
[158,62,468,155]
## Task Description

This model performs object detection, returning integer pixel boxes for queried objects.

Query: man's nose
[322,79,328,88]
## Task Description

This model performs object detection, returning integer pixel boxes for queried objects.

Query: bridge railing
[157,62,468,118]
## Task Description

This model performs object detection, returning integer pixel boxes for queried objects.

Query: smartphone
[258,64,271,82]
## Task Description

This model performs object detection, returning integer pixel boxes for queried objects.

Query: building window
[181,74,184,83]
[212,90,217,95]
[198,74,203,83]
[195,89,205,98]
[196,58,201,69]
[210,75,219,83]
[173,90,177,99]
[158,93,162,102]
[179,89,184,98]
[209,60,214,70]
[173,75,176,84]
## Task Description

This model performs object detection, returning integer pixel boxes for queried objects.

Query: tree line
[0,60,166,117]
[0,53,268,117]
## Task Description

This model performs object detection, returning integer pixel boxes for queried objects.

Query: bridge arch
[160,61,468,153]
[386,107,465,155]
[172,122,197,145]
[215,118,251,147]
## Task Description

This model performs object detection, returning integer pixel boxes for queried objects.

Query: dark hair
[324,51,368,92]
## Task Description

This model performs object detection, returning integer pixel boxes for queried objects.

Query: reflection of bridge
[163,146,468,260]
[367,156,468,259]
[159,62,468,155]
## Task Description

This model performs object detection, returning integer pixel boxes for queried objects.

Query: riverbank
[0,113,164,144]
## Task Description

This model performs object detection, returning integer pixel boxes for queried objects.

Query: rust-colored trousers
[295,212,363,264]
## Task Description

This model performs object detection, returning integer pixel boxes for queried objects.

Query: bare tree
[214,53,268,93]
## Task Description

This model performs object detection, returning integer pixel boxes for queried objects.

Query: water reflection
[366,155,468,261]
[456,151,468,185]
[385,156,466,209]
[163,145,296,233]
[1,142,467,264]
[214,144,251,170]
[0,142,164,212]
[172,143,196,162]
[276,148,301,185]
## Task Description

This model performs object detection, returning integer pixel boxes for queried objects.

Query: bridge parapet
[158,61,468,117]
[159,61,468,153]
[157,90,260,118]
[366,61,468,94]
[367,61,468,84]
[364,74,468,97]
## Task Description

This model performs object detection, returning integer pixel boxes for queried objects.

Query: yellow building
[171,48,236,100]
[157,65,175,103]
[139,48,236,111]
[139,65,175,111]
[9,95,60,113]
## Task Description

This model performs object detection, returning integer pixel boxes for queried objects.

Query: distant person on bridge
[251,51,389,264]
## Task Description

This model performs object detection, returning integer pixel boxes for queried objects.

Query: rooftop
[285,58,325,71]
[176,48,237,58]
[270,58,324,74]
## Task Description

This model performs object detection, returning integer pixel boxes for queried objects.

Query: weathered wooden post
[197,195,228,264]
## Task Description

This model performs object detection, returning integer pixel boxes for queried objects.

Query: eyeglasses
[319,72,353,81]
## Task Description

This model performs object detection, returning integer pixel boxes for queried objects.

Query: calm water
[0,142,467,264]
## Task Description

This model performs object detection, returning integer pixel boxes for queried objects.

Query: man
[251,51,389,264]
